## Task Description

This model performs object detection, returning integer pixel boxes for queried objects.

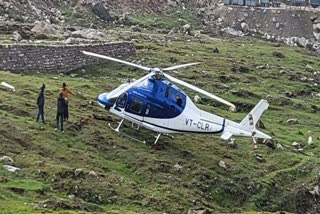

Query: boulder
[74,168,83,177]
[130,25,142,32]
[222,27,244,37]
[182,24,192,35]
[91,2,113,22]
[71,28,106,40]
[174,163,183,171]
[88,170,98,177]
[31,21,63,38]
[240,22,249,32]
[310,15,318,22]
[0,156,14,165]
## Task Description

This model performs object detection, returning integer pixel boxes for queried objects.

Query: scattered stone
[272,51,285,58]
[12,31,22,42]
[182,24,192,35]
[292,142,301,148]
[130,25,142,32]
[255,154,265,162]
[174,163,183,171]
[310,15,318,22]
[88,170,98,177]
[71,28,106,40]
[228,138,237,148]
[3,165,21,173]
[0,156,14,165]
[212,47,220,53]
[276,143,284,150]
[68,194,75,200]
[306,64,314,72]
[286,118,299,124]
[309,186,320,196]
[263,139,275,150]
[194,95,201,103]
[240,22,249,32]
[74,168,83,177]
[218,160,227,169]
[222,27,244,37]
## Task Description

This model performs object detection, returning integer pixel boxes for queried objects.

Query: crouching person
[55,92,66,133]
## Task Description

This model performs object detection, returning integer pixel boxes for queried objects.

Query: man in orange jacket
[60,82,75,121]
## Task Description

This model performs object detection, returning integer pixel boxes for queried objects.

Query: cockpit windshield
[136,79,155,92]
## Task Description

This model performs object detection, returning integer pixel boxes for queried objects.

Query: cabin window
[129,98,143,114]
[116,93,127,108]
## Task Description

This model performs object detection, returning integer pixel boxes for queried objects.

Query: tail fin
[240,99,271,139]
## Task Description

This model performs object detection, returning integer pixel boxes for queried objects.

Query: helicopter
[83,51,272,144]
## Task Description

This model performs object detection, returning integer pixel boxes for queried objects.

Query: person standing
[36,84,46,123]
[55,92,66,133]
[60,82,75,121]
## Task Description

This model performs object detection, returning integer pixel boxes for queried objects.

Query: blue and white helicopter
[83,51,272,144]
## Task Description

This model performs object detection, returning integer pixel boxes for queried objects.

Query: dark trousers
[36,105,45,123]
[56,113,64,131]
[64,101,69,121]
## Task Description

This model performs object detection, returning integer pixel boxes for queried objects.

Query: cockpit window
[129,98,144,114]
[116,93,127,108]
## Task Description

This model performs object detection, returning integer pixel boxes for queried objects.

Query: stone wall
[0,42,135,73]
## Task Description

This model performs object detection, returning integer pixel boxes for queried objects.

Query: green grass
[0,34,319,214]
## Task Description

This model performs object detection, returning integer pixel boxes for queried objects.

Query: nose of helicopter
[97,92,112,109]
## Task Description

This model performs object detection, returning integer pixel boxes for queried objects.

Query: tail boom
[221,99,271,140]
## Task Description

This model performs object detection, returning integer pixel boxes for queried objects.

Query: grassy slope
[0,36,320,214]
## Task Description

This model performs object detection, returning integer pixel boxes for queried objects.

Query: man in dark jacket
[36,84,46,123]
[55,92,66,132]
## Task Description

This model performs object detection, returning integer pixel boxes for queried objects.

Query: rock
[212,47,220,53]
[88,170,98,177]
[68,194,75,200]
[297,37,307,48]
[306,64,314,72]
[218,160,227,169]
[3,165,20,173]
[228,138,237,148]
[74,168,83,177]
[194,95,201,103]
[255,154,265,162]
[240,22,249,32]
[263,139,275,149]
[130,25,142,32]
[174,163,183,171]
[188,209,210,214]
[276,143,284,150]
[309,186,320,196]
[182,24,192,35]
[292,142,301,148]
[71,29,106,40]
[286,118,299,124]
[0,156,14,165]
[310,15,318,22]
[31,21,63,38]
[222,27,244,37]
[275,23,280,29]
[91,2,113,22]
[12,31,22,42]
[272,51,285,58]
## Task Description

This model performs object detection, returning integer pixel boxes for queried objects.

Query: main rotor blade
[162,62,200,71]
[107,72,154,99]
[163,73,236,111]
[82,51,151,71]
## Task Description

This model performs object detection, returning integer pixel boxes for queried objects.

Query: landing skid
[109,120,146,144]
